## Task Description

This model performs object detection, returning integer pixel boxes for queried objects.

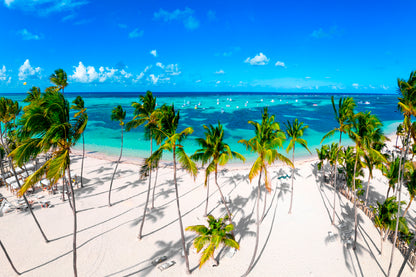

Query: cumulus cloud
[0,65,7,81]
[149,74,159,85]
[18,29,41,40]
[165,64,181,75]
[5,0,89,16]
[129,28,144,38]
[18,59,42,80]
[156,62,164,69]
[215,69,225,74]
[244,53,269,66]
[153,7,199,30]
[71,62,132,83]
[275,61,285,67]
[150,50,157,57]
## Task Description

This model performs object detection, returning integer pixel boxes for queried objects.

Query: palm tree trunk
[0,127,49,243]
[380,229,384,255]
[243,167,262,276]
[332,132,342,225]
[204,175,209,217]
[0,240,20,275]
[151,165,159,209]
[261,182,267,221]
[67,164,78,277]
[397,235,416,276]
[288,146,295,214]
[403,196,414,217]
[388,128,411,276]
[353,145,359,251]
[386,186,391,199]
[365,174,371,206]
[108,125,123,207]
[215,165,232,220]
[80,133,85,188]
[138,137,153,239]
[173,146,191,274]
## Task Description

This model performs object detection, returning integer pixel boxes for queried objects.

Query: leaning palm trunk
[151,166,159,209]
[138,137,153,239]
[403,196,414,217]
[0,240,20,275]
[215,165,232,220]
[173,146,190,274]
[204,176,209,217]
[352,146,359,250]
[108,125,123,207]
[388,128,411,276]
[243,167,262,276]
[80,133,85,188]
[0,130,49,243]
[332,132,342,225]
[365,174,371,206]
[288,145,295,214]
[67,165,78,277]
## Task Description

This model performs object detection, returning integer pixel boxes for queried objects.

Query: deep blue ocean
[2,92,403,161]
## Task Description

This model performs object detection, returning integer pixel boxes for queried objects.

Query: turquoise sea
[3,92,403,162]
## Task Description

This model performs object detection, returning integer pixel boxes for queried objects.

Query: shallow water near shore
[3,92,402,161]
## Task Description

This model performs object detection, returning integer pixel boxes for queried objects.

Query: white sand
[0,140,415,276]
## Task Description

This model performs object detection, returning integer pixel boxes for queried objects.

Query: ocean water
[2,92,403,162]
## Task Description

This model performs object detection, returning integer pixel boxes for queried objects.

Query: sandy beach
[1,136,415,277]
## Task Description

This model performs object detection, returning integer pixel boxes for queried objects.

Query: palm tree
[191,122,245,218]
[321,96,355,225]
[382,156,401,199]
[108,105,126,207]
[23,86,41,104]
[239,108,292,276]
[125,91,158,239]
[0,97,49,243]
[11,89,83,277]
[284,118,311,214]
[373,196,408,254]
[49,68,68,94]
[403,161,416,217]
[349,111,385,250]
[71,96,88,188]
[186,215,239,268]
[389,71,416,276]
[142,104,197,274]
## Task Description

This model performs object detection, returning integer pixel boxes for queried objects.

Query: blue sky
[0,0,415,93]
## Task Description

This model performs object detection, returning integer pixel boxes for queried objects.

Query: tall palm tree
[23,86,41,104]
[321,96,355,225]
[373,196,408,254]
[49,68,68,94]
[12,89,83,277]
[284,118,311,214]
[108,105,126,207]
[125,91,158,239]
[71,96,88,188]
[239,108,292,276]
[389,70,416,276]
[403,161,416,217]
[142,105,197,274]
[186,215,239,268]
[0,97,49,243]
[349,111,385,250]
[192,122,245,218]
[382,156,401,199]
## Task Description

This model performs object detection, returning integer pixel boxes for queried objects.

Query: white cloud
[216,80,221,84]
[156,62,164,69]
[18,29,41,40]
[305,76,311,79]
[153,7,199,30]
[244,53,269,66]
[0,65,7,81]
[165,64,181,75]
[71,62,129,83]
[195,80,201,83]
[352,83,359,88]
[18,59,42,80]
[215,69,225,74]
[129,28,143,38]
[150,50,157,57]
[149,74,159,85]
[275,61,285,67]
[133,72,145,83]
[5,0,89,16]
